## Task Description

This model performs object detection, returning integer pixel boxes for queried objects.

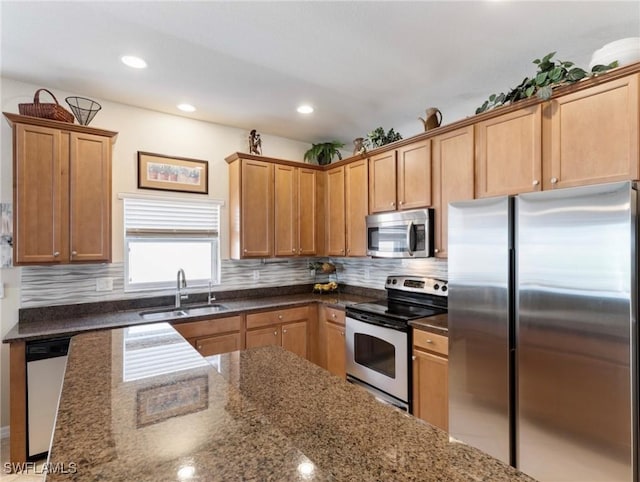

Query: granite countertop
[409,313,448,336]
[3,292,376,343]
[46,324,535,482]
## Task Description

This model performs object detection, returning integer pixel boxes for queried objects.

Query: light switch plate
[96,277,113,292]
[252,270,260,281]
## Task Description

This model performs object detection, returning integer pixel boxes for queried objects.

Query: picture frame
[136,375,209,428]
[137,151,209,194]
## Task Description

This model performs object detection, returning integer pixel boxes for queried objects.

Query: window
[123,196,221,291]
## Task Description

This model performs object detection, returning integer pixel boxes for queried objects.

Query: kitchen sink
[139,304,227,321]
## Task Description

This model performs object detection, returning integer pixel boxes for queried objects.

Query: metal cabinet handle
[274,331,278,336]
[332,313,336,318]
[347,248,351,254]
[278,314,283,320]
[71,250,77,256]
[391,201,395,206]
[197,345,202,350]
[283,329,287,334]
[551,177,558,184]
[298,249,302,254]
[426,339,433,344]
[243,249,248,253]
[434,248,439,253]
[53,251,60,257]
[532,180,539,186]
[292,248,295,253]
[412,355,416,361]
[340,331,345,336]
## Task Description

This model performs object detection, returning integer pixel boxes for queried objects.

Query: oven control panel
[385,275,448,296]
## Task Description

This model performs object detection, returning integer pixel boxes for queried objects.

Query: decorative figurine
[419,107,443,131]
[353,137,366,156]
[248,129,262,155]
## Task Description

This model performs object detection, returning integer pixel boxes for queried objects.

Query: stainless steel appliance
[26,337,70,460]
[448,181,638,482]
[345,275,448,412]
[366,208,434,258]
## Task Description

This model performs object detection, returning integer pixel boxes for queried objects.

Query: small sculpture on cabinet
[248,129,262,155]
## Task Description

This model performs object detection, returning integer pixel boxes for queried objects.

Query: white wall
[0,77,311,428]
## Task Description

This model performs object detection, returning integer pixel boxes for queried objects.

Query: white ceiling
[2,1,639,146]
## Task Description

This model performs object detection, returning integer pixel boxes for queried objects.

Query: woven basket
[18,89,74,123]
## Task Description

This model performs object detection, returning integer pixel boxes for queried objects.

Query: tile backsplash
[21,257,448,307]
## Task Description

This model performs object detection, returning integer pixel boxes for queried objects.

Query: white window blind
[124,197,220,235]
[123,196,222,291]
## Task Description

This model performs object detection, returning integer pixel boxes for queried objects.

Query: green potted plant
[304,141,345,165]
[476,52,619,114]
[365,127,403,149]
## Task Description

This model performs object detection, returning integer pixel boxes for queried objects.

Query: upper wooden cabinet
[475,105,542,197]
[369,140,431,213]
[543,73,639,190]
[274,164,320,256]
[325,159,368,256]
[432,126,474,259]
[228,154,323,259]
[5,113,116,265]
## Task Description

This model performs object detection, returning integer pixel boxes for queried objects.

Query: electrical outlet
[252,270,260,281]
[96,277,113,292]
[364,267,371,280]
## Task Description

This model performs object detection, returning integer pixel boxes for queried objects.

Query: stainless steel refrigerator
[448,181,638,482]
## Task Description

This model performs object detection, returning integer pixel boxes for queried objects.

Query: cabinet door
[324,320,346,378]
[432,126,474,258]
[69,132,111,262]
[274,164,297,256]
[369,150,397,213]
[195,333,241,357]
[413,349,448,431]
[241,159,273,257]
[282,320,308,359]
[398,140,431,210]
[298,168,318,256]
[246,326,281,349]
[476,105,542,197]
[345,159,368,256]
[14,124,64,264]
[544,73,639,190]
[326,166,346,256]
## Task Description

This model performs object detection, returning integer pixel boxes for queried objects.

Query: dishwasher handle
[26,337,70,362]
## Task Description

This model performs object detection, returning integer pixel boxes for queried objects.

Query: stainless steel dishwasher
[26,337,70,460]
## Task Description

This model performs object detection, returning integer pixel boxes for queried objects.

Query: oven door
[345,317,409,404]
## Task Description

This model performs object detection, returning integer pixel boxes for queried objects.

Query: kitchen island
[45,323,535,481]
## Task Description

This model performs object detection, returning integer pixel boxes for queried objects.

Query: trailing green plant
[365,127,403,149]
[304,141,345,165]
[476,52,619,114]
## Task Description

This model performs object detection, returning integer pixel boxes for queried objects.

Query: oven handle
[406,221,414,256]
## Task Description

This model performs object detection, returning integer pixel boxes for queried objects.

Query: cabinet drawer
[323,306,345,326]
[246,305,309,329]
[413,330,448,356]
[194,333,241,357]
[173,315,242,339]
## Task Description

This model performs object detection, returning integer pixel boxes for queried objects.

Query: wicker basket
[18,89,74,123]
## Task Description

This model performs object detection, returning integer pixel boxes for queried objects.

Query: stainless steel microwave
[366,208,434,258]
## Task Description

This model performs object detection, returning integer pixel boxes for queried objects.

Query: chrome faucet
[176,269,188,308]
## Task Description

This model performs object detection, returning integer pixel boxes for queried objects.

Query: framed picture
[136,375,209,427]
[137,151,209,194]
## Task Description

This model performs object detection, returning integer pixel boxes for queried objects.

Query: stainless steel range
[345,275,448,412]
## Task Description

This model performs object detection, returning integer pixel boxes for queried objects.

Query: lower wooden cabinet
[245,305,310,359]
[319,305,346,378]
[172,315,243,357]
[412,329,449,431]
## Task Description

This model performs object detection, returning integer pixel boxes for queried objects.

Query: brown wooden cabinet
[325,159,368,256]
[543,73,639,190]
[172,315,243,357]
[431,126,474,258]
[412,329,448,431]
[319,305,346,378]
[475,105,542,197]
[369,140,431,213]
[274,164,320,256]
[229,157,273,258]
[245,305,310,359]
[5,114,116,265]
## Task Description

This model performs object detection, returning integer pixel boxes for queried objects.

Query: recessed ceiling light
[297,105,314,114]
[121,55,147,69]
[177,103,196,112]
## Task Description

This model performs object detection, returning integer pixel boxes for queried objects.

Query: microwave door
[379,225,408,255]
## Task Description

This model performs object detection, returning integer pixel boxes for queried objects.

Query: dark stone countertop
[409,313,448,336]
[45,325,536,482]
[3,290,379,343]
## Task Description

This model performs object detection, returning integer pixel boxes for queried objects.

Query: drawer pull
[332,313,336,318]
[340,331,344,336]
[53,251,60,257]
[283,329,287,334]
[426,339,433,344]
[278,314,283,320]
[274,331,278,336]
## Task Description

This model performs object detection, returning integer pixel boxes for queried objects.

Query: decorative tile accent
[21,257,448,308]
